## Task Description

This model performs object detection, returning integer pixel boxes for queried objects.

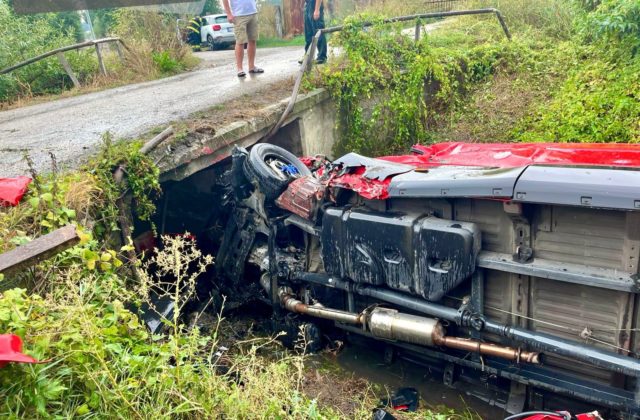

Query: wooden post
[0,225,79,277]
[114,41,125,63]
[56,52,81,88]
[95,43,107,76]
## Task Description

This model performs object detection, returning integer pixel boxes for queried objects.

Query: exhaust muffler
[280,291,540,364]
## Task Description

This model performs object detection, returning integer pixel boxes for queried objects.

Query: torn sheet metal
[334,153,415,180]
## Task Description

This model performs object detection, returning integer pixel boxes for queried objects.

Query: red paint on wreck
[329,142,640,200]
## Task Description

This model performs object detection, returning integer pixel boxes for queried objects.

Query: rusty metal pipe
[280,293,540,364]
[280,293,363,325]
[435,336,541,364]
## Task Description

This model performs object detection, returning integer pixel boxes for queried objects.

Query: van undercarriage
[156,141,640,417]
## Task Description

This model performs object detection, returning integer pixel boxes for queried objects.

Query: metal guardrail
[0,37,127,88]
[263,8,511,141]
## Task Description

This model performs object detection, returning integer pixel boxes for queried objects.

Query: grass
[258,35,306,48]
[0,139,478,419]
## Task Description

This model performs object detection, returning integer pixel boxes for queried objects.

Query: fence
[0,38,127,89]
[424,0,467,12]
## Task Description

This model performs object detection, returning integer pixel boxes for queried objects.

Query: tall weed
[113,10,195,77]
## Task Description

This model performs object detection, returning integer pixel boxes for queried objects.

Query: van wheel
[243,143,311,200]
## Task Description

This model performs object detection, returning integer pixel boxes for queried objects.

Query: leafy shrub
[580,0,640,49]
[0,235,331,418]
[152,51,182,74]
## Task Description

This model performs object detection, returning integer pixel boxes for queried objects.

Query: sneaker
[315,59,326,64]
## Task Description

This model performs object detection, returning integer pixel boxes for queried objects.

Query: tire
[207,35,217,51]
[243,143,311,200]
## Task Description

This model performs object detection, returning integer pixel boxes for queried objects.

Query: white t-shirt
[230,0,257,17]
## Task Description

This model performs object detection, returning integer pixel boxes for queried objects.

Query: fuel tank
[321,207,481,301]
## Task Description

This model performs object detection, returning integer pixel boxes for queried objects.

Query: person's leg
[247,41,256,70]
[246,14,262,72]
[235,43,245,71]
[234,15,250,74]
[304,3,313,53]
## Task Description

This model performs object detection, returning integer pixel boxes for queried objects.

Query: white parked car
[200,14,235,50]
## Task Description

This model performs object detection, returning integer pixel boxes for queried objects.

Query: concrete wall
[157,88,337,182]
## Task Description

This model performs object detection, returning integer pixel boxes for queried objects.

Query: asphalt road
[0,46,302,177]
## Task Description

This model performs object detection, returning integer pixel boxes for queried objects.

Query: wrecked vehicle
[158,141,640,417]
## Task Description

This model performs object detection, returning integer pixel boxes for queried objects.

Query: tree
[202,0,222,15]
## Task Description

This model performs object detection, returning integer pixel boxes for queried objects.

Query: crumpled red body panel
[328,143,640,200]
[329,167,393,200]
[382,142,640,168]
[0,334,39,368]
[0,177,32,207]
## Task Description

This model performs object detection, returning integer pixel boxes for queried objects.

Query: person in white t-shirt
[222,0,264,77]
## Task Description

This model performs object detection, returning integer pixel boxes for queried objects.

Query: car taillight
[212,24,221,31]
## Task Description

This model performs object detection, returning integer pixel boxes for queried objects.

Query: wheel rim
[264,154,300,181]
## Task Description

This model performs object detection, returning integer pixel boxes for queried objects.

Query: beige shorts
[234,13,258,44]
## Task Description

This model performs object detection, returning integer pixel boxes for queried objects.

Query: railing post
[95,43,107,76]
[56,52,80,88]
[114,41,125,63]
[414,19,422,42]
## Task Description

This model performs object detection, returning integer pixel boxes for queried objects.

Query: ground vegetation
[316,0,640,156]
[0,1,197,106]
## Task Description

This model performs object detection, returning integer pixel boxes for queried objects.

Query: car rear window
[214,16,228,23]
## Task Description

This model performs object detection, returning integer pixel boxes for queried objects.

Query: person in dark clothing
[187,16,205,51]
[303,0,327,64]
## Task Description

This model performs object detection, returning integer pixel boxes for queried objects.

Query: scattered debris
[0,334,40,368]
[380,387,419,412]
[0,176,31,206]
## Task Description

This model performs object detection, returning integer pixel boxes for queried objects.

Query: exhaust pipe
[280,293,363,325]
[280,291,540,364]
[366,307,541,364]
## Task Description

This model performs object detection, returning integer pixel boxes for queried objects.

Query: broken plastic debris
[0,334,40,368]
[0,177,32,207]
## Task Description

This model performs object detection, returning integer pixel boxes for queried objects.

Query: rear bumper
[211,34,235,44]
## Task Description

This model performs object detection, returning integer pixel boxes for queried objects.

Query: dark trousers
[304,2,327,62]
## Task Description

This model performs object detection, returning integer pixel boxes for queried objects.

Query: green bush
[513,47,640,143]
[580,0,640,46]
[152,51,182,74]
[0,1,96,102]
[316,12,543,156]
[511,1,640,143]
